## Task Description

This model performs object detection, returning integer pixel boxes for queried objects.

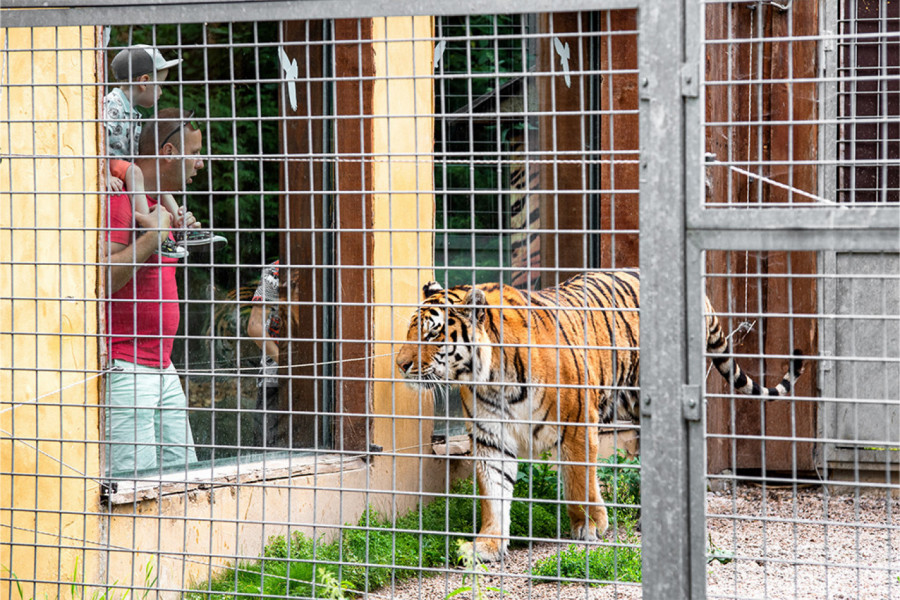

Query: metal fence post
[638,1,702,598]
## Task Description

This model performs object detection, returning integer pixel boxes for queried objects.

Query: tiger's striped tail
[705,301,804,398]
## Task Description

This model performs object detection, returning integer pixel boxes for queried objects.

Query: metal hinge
[683,384,701,421]
[680,63,699,98]
[681,63,699,98]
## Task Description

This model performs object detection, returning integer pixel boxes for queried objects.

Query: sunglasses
[159,111,200,149]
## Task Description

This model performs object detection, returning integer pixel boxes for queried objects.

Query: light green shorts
[105,359,198,477]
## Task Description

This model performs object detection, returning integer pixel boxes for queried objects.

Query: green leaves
[189,453,644,596]
[597,450,642,527]
[448,540,508,599]
[530,531,643,585]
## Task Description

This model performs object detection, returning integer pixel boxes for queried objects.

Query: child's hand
[172,207,200,230]
[108,176,124,192]
[173,206,201,230]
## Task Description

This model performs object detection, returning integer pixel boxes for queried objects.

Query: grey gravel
[373,485,898,600]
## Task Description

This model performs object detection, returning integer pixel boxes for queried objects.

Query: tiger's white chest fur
[460,373,560,458]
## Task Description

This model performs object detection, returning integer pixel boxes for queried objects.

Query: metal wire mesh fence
[0,1,897,599]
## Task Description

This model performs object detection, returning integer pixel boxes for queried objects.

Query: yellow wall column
[369,16,443,512]
[0,26,103,598]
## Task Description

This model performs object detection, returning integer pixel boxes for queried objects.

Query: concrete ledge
[107,454,369,505]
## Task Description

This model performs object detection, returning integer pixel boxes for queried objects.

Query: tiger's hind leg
[560,421,609,541]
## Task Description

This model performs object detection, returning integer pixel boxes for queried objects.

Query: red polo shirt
[105,193,180,368]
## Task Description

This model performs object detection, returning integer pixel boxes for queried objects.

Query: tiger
[395,270,804,562]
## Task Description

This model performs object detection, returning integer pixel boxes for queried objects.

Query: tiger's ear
[422,281,443,299]
[463,287,487,325]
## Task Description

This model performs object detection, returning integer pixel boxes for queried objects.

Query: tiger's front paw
[570,508,609,541]
[458,538,507,563]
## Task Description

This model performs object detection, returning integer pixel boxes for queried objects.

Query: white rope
[0,370,111,416]
[177,351,397,377]
[724,162,837,204]
[0,522,219,572]
[0,426,98,482]
[1,353,400,413]
[705,320,757,380]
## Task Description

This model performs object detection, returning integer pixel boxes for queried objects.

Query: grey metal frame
[638,1,697,598]
[0,0,640,26]
[815,0,900,476]
[647,1,900,598]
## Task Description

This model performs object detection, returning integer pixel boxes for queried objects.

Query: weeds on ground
[4,558,157,600]
[529,451,643,587]
[187,479,478,599]
[707,534,735,565]
[529,522,642,586]
[446,540,507,600]
[189,453,643,597]
[597,449,642,527]
[510,451,570,542]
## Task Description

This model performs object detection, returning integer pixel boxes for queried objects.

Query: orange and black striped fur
[395,271,803,562]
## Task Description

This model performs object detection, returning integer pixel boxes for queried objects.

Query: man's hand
[107,203,175,294]
[135,203,173,243]
[109,176,125,192]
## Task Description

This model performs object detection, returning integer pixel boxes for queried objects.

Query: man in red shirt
[105,107,205,477]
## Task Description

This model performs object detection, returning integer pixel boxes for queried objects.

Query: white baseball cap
[110,44,182,81]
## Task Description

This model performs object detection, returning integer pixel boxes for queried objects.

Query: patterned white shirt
[103,87,142,158]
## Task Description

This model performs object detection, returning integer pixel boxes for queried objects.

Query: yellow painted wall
[0,26,103,599]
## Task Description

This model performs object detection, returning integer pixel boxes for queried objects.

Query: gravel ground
[375,485,898,600]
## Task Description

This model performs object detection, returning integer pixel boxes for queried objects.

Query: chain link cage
[1,1,898,599]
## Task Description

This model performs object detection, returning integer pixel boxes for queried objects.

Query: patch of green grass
[530,524,642,586]
[188,479,478,599]
[511,452,570,542]
[597,450,642,528]
[5,558,157,600]
[189,453,643,597]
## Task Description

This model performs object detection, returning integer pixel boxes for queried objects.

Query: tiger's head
[395,280,492,389]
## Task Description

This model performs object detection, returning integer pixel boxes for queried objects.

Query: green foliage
[189,453,643,597]
[434,14,531,286]
[447,540,508,599]
[436,15,525,114]
[185,558,351,599]
[530,524,642,586]
[706,533,734,565]
[188,479,478,598]
[510,452,570,542]
[597,450,642,527]
[5,558,157,600]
